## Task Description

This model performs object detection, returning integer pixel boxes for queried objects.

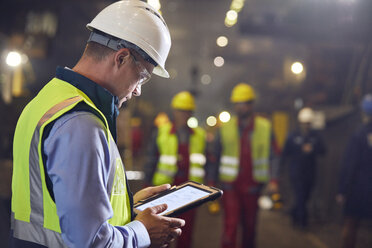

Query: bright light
[291,62,304,75]
[219,111,231,123]
[214,56,225,67]
[216,36,228,47]
[206,116,217,127]
[201,74,211,85]
[226,10,238,21]
[225,18,237,27]
[6,51,22,67]
[147,0,161,11]
[258,196,273,210]
[187,117,198,128]
[231,1,244,12]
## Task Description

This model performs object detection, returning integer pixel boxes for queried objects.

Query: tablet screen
[135,185,210,215]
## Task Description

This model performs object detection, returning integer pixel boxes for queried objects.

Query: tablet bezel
[134,181,223,217]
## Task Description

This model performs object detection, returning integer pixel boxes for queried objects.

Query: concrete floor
[2,172,371,248]
[2,196,372,248]
[189,204,372,248]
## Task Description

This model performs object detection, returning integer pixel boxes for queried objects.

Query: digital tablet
[134,181,223,217]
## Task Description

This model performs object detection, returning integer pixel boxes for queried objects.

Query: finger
[160,243,169,248]
[150,203,168,214]
[166,217,185,228]
[169,227,182,238]
[149,184,171,195]
[167,233,176,243]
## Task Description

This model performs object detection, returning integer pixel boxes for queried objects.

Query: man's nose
[132,84,141,97]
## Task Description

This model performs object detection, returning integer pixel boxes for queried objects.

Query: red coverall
[144,124,197,248]
[207,117,279,248]
[174,140,196,248]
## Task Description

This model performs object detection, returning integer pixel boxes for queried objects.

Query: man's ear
[115,48,131,67]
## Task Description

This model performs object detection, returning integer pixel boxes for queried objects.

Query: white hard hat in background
[298,107,315,123]
[87,0,171,78]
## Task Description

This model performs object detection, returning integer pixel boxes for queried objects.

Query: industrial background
[0,0,372,247]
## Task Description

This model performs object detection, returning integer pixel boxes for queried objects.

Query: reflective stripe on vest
[152,123,206,185]
[219,116,271,183]
[11,78,131,246]
[159,155,178,165]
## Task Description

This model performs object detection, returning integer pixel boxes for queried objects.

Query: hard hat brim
[154,66,169,78]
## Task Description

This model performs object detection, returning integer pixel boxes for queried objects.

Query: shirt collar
[238,114,255,131]
[55,66,119,138]
[170,122,194,134]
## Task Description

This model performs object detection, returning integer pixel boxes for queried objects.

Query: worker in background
[336,94,372,248]
[206,83,280,248]
[131,117,144,158]
[281,107,326,229]
[144,91,206,248]
[10,1,185,247]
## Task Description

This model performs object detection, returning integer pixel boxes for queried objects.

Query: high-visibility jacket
[219,116,271,183]
[152,123,206,185]
[11,78,131,247]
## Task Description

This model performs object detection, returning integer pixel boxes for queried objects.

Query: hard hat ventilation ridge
[136,5,167,27]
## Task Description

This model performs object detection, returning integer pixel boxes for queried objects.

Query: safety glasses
[131,54,151,86]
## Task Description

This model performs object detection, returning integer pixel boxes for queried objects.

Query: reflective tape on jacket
[189,167,205,178]
[153,123,206,185]
[159,155,178,165]
[11,78,131,246]
[220,156,239,166]
[190,153,207,165]
[219,165,239,177]
[219,116,271,183]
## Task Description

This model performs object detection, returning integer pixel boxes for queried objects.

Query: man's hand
[135,204,185,248]
[302,143,313,154]
[134,184,171,204]
[266,181,279,194]
[335,194,345,205]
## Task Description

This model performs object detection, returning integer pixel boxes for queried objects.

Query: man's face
[115,50,154,107]
[173,109,192,127]
[234,101,254,118]
[299,122,311,133]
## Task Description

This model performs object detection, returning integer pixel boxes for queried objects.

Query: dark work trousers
[290,171,314,227]
[176,208,197,248]
[222,188,260,248]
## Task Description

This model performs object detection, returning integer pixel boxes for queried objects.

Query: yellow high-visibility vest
[219,116,271,183]
[152,122,206,185]
[11,78,131,247]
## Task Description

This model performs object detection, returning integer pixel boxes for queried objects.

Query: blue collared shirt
[43,67,150,248]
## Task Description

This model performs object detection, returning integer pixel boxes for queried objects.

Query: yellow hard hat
[171,91,195,111]
[154,112,170,127]
[230,83,256,103]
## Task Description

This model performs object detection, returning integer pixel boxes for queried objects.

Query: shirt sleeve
[44,111,150,248]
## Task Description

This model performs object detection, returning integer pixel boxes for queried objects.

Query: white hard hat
[87,0,171,78]
[298,107,314,123]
